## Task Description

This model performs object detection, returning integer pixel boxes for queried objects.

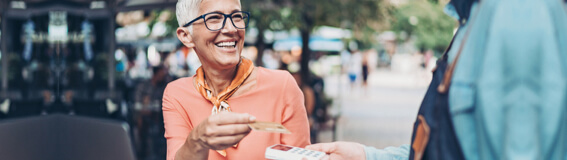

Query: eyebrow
[206,9,242,14]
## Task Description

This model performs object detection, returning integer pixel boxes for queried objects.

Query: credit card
[248,121,291,134]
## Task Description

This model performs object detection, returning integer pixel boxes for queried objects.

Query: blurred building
[0,1,178,160]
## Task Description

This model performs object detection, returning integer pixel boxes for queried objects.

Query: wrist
[176,132,209,160]
[187,131,209,153]
[359,144,367,160]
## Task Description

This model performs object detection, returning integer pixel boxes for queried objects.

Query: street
[318,68,430,149]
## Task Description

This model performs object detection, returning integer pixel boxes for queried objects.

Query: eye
[232,13,243,19]
[205,14,223,21]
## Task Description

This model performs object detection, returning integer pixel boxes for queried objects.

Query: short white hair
[176,0,202,34]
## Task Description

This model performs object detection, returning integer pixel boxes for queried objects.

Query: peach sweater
[162,67,310,160]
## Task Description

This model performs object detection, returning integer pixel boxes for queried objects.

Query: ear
[176,27,195,48]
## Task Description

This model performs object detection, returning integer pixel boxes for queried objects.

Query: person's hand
[301,155,330,160]
[188,112,256,150]
[306,141,366,160]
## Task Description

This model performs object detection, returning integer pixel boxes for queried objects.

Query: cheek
[194,35,215,51]
[193,28,216,44]
[239,32,246,45]
[239,30,246,39]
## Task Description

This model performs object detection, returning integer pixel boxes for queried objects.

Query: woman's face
[192,0,245,69]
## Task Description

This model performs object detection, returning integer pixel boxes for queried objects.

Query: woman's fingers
[202,112,255,137]
[195,112,257,150]
[203,123,251,137]
[205,134,249,150]
[209,112,256,125]
[216,124,252,135]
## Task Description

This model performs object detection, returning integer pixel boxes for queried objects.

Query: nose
[220,17,238,34]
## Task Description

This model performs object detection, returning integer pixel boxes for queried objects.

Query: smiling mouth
[215,41,237,48]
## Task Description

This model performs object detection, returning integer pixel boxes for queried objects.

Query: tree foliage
[273,0,392,48]
[391,0,456,54]
[242,0,390,83]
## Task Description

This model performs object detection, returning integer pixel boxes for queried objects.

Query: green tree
[243,0,391,83]
[251,0,390,83]
[391,0,456,55]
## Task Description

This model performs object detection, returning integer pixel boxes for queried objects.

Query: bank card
[248,121,291,134]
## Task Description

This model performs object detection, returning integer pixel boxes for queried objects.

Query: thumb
[213,112,256,125]
[306,143,336,154]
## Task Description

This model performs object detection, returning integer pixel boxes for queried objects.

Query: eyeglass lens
[204,12,248,30]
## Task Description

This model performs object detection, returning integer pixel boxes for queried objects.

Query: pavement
[317,67,431,149]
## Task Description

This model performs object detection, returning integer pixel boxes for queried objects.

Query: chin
[216,55,242,68]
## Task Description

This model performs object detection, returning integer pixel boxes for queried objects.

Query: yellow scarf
[194,57,254,157]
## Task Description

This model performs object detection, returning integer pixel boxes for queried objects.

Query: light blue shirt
[364,145,410,160]
[449,0,567,159]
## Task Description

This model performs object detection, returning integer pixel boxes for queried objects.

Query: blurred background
[0,0,456,159]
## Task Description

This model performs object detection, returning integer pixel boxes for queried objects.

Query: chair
[0,114,136,160]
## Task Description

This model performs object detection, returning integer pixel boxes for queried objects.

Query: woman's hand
[176,112,256,160]
[306,141,366,160]
[191,112,256,150]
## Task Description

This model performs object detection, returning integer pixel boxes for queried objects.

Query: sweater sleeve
[279,72,311,148]
[364,144,410,160]
[162,85,192,160]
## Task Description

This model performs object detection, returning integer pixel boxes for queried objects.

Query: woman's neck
[202,65,238,97]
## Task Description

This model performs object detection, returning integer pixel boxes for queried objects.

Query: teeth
[216,41,236,47]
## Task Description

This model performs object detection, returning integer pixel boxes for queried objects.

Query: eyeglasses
[183,11,250,31]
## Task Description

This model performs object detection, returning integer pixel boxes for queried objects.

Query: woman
[162,0,310,159]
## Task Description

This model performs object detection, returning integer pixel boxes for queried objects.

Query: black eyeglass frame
[182,11,250,31]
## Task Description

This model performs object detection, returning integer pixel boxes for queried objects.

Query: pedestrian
[343,49,362,91]
[361,50,370,95]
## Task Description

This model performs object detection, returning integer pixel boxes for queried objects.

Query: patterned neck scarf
[194,57,254,157]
